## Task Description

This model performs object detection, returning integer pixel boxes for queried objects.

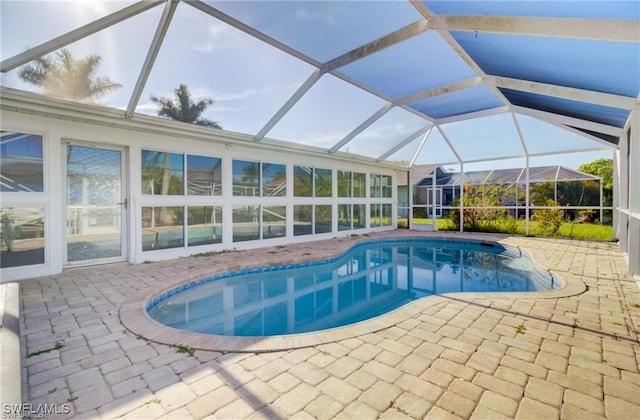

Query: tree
[578,158,613,207]
[19,48,121,102]
[150,84,221,129]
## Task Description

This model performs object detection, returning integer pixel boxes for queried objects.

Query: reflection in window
[315,168,332,197]
[370,174,381,198]
[353,172,366,198]
[382,175,393,198]
[141,150,184,195]
[338,204,351,231]
[294,205,312,236]
[0,207,45,268]
[315,205,332,234]
[353,204,366,229]
[187,155,222,196]
[338,171,352,197]
[263,206,286,239]
[66,145,123,262]
[188,206,222,246]
[338,281,353,310]
[142,206,184,251]
[233,205,259,242]
[233,160,260,197]
[370,203,381,227]
[315,287,332,318]
[262,163,286,197]
[382,204,392,226]
[263,303,288,335]
[294,166,312,197]
[295,292,314,328]
[1,132,44,192]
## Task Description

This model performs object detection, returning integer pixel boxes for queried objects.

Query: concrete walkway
[17,231,640,419]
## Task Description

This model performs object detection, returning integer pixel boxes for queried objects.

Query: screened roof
[1,1,637,168]
[410,165,601,187]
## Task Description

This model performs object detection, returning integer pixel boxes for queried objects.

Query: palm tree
[150,84,222,129]
[19,48,121,102]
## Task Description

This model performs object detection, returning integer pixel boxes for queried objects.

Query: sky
[0,0,621,171]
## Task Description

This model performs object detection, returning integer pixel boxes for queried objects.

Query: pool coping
[119,234,587,353]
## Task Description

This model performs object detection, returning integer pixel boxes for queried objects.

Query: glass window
[294,205,312,236]
[187,155,221,196]
[370,174,381,198]
[188,206,222,246]
[141,150,184,195]
[1,132,44,192]
[0,206,45,267]
[413,186,428,205]
[262,163,286,197]
[315,205,332,234]
[338,171,352,197]
[141,206,184,251]
[382,175,393,198]
[294,166,312,197]
[382,204,392,226]
[263,206,286,239]
[338,204,352,231]
[233,205,259,242]
[370,203,381,227]
[233,160,260,197]
[353,172,366,198]
[353,204,366,229]
[315,168,332,197]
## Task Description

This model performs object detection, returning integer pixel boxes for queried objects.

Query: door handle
[118,198,128,209]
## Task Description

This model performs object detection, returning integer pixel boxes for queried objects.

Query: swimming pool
[147,239,558,337]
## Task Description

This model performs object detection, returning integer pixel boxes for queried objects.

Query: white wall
[615,107,639,278]
[0,109,397,281]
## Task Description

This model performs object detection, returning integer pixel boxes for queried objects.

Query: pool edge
[119,234,587,353]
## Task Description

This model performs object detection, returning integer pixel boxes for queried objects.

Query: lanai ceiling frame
[0,0,637,167]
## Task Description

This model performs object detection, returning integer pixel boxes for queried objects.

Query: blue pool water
[147,239,558,337]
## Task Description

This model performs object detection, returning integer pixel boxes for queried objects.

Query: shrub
[534,199,564,236]
[449,184,510,232]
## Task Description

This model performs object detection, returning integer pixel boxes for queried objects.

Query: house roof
[0,1,636,167]
[411,165,601,187]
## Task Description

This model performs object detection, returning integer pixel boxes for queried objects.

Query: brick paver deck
[18,231,640,419]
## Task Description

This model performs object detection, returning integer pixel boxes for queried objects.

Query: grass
[404,217,613,241]
[174,345,196,357]
[27,341,64,358]
[192,249,239,258]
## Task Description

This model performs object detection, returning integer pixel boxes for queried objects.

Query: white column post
[627,107,639,276]
[459,163,464,232]
[432,171,437,228]
[612,151,620,240]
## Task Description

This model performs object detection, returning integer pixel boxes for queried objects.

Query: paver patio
[16,231,640,419]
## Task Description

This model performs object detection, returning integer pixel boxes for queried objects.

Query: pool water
[147,239,558,337]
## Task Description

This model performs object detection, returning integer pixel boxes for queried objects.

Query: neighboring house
[399,165,602,220]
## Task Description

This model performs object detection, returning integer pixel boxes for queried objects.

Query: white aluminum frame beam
[512,106,625,138]
[394,77,482,106]
[435,125,463,164]
[410,129,433,167]
[329,103,394,153]
[321,19,431,73]
[255,70,322,141]
[185,1,321,69]
[436,106,510,125]
[0,0,166,72]
[431,14,640,43]
[126,0,179,118]
[377,123,433,162]
[486,75,638,110]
